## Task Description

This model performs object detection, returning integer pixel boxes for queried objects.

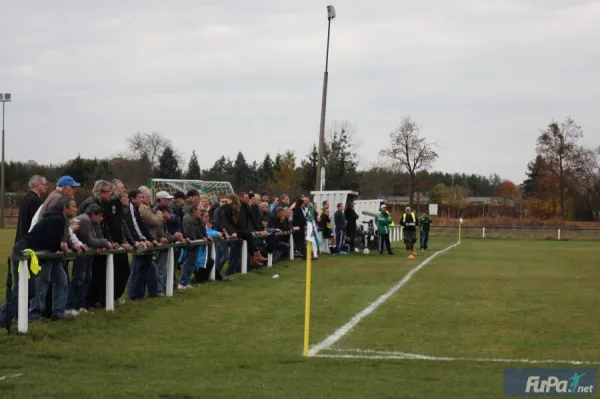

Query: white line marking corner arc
[308,242,460,357]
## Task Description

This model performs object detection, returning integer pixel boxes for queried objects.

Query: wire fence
[15,232,296,334]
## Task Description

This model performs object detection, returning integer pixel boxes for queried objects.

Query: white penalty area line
[307,242,460,357]
[314,348,600,366]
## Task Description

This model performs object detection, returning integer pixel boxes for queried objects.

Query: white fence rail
[17,233,295,334]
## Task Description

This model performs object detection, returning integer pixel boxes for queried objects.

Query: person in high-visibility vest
[399,206,419,255]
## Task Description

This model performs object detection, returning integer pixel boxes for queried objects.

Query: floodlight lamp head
[2,93,11,102]
[327,5,336,20]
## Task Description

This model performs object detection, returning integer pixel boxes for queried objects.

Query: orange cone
[412,252,417,256]
[408,255,415,259]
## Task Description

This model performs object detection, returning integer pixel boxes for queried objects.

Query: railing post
[557,229,561,240]
[18,260,29,334]
[241,240,248,274]
[400,227,403,241]
[289,233,295,260]
[209,243,216,281]
[267,253,273,267]
[166,247,174,297]
[105,254,115,312]
[482,227,486,238]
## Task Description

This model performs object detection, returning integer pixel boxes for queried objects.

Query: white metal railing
[16,232,295,334]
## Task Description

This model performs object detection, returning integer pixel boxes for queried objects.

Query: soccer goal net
[150,179,235,204]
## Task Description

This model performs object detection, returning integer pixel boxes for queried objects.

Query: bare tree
[379,116,438,208]
[126,132,173,167]
[535,117,584,220]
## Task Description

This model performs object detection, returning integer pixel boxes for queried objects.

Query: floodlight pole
[315,7,335,191]
[0,94,10,229]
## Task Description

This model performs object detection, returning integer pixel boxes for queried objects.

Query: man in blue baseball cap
[31,176,81,224]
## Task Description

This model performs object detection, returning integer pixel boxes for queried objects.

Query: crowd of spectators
[0,175,321,329]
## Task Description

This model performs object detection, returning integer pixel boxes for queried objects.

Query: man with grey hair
[400,206,419,256]
[15,175,47,242]
[77,180,119,307]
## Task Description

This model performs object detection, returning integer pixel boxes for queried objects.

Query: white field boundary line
[314,348,600,366]
[308,242,460,357]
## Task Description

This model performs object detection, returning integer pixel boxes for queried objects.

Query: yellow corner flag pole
[303,241,313,357]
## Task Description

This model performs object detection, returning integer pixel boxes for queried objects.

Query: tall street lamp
[0,93,11,229]
[315,5,336,191]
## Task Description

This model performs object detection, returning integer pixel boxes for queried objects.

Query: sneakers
[78,308,93,314]
[177,284,193,290]
[65,309,80,317]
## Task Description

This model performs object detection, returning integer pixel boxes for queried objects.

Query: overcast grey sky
[1,0,598,184]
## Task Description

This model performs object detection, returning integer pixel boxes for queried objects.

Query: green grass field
[0,229,598,398]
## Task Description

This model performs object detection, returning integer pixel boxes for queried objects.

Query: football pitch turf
[0,229,598,398]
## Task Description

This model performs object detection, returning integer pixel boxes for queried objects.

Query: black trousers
[193,258,224,282]
[347,227,357,251]
[379,234,392,254]
[404,229,417,250]
[293,230,305,256]
[113,253,130,301]
[89,255,107,307]
[237,230,259,253]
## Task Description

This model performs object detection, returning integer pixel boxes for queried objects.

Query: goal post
[150,179,234,204]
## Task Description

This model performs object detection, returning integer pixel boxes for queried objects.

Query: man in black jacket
[1,196,77,328]
[106,179,135,302]
[15,175,47,243]
[344,202,359,253]
[124,189,156,301]
[11,175,47,318]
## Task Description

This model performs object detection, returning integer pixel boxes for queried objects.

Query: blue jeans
[179,248,198,286]
[0,248,38,327]
[227,241,243,276]
[155,250,168,296]
[215,241,229,275]
[128,255,154,301]
[420,230,430,249]
[276,240,290,260]
[67,257,92,310]
[29,259,68,320]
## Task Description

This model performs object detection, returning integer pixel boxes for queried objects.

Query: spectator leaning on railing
[106,179,134,303]
[67,204,115,316]
[196,209,230,283]
[154,204,185,294]
[0,196,79,326]
[138,186,164,296]
[78,180,114,308]
[270,207,291,260]
[124,188,156,301]
[212,195,230,277]
[180,205,210,289]
[30,196,81,321]
[221,194,267,268]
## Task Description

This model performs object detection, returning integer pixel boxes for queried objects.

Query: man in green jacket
[419,211,432,250]
[377,205,394,255]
